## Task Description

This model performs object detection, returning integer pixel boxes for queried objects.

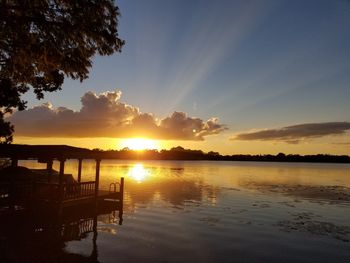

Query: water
[5,161,350,262]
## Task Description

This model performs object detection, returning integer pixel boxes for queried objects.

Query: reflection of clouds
[124,177,204,208]
[203,185,221,206]
[158,179,202,206]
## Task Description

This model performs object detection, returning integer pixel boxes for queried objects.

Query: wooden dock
[61,189,123,208]
[0,178,124,212]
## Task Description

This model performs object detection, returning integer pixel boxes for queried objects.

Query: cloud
[231,122,350,143]
[332,142,350,146]
[8,90,226,140]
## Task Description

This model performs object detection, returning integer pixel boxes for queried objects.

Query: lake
[5,160,350,262]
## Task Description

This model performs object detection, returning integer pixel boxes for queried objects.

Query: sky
[10,0,350,155]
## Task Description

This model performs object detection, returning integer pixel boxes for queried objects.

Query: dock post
[119,177,124,225]
[77,159,83,183]
[120,177,124,205]
[91,213,98,260]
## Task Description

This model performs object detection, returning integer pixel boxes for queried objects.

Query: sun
[120,138,159,151]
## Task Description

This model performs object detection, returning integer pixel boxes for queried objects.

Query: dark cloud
[332,142,350,146]
[8,90,226,140]
[231,122,350,143]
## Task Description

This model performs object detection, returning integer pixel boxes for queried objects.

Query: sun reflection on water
[128,164,149,183]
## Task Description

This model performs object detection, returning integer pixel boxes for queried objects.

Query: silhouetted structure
[0,144,124,215]
[0,144,125,262]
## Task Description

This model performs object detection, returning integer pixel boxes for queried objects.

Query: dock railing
[63,181,95,200]
[24,181,96,202]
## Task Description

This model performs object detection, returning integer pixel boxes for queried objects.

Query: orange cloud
[8,90,226,140]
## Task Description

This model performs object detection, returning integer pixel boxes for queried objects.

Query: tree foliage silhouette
[0,0,124,143]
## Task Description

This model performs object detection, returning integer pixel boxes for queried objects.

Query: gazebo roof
[0,144,95,160]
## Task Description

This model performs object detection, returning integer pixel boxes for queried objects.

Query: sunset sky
[10,0,350,155]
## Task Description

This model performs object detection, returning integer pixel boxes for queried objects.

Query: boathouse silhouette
[0,144,124,214]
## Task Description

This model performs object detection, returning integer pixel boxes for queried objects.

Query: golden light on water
[128,164,149,183]
[120,138,160,151]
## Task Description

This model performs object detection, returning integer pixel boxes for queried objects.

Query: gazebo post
[59,159,65,186]
[11,158,18,167]
[58,159,65,213]
[77,159,83,183]
[94,159,101,204]
[9,157,17,210]
[47,160,53,182]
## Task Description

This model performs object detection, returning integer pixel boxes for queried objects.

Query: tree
[0,0,124,143]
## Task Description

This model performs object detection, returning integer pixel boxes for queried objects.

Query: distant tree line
[91,146,350,163]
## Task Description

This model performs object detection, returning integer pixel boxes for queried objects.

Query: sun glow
[128,164,149,183]
[120,138,159,151]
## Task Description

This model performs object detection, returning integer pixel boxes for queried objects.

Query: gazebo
[0,144,124,213]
